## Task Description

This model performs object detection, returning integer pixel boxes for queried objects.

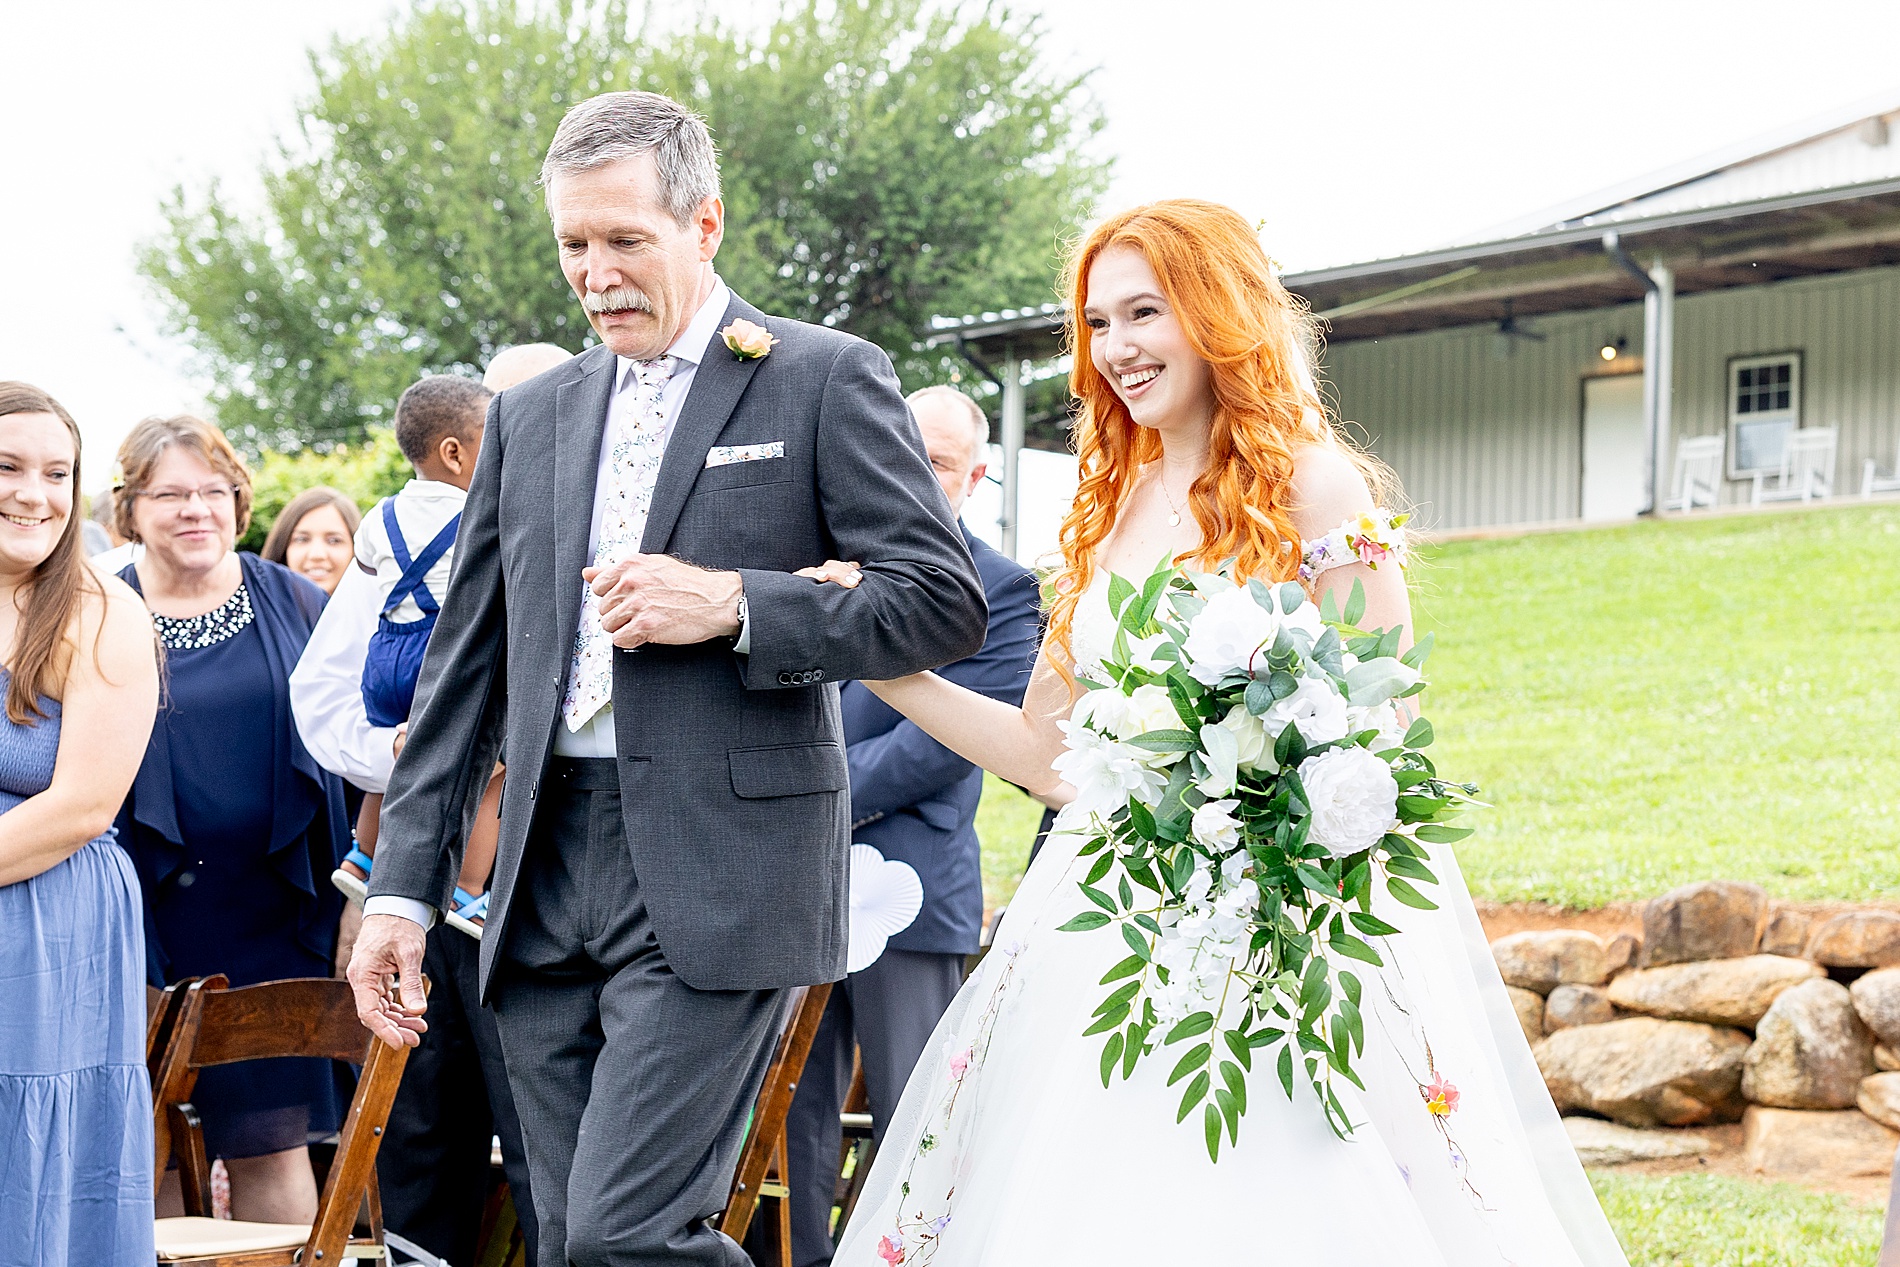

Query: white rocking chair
[1751,427,1836,506]
[1863,438,1900,497]
[1664,435,1725,511]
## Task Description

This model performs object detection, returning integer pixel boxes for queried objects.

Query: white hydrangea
[1298,746,1400,858]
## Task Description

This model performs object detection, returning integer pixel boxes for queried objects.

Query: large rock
[1851,968,1900,1047]
[1860,1072,1900,1131]
[1641,881,1768,967]
[1493,930,1610,993]
[1505,985,1545,1046]
[1564,1116,1713,1166]
[1535,1017,1751,1127]
[1743,1106,1898,1179]
[1807,911,1900,968]
[1605,955,1823,1028]
[1878,1044,1900,1073]
[1545,984,1616,1033]
[1760,906,1814,958]
[1604,933,1641,978]
[1742,978,1876,1109]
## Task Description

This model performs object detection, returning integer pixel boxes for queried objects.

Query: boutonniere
[721,318,778,361]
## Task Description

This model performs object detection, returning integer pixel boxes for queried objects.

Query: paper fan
[847,842,924,973]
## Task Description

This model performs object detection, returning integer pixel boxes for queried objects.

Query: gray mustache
[583,287,653,315]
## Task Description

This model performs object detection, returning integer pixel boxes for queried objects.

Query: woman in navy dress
[0,383,160,1266]
[111,414,353,1225]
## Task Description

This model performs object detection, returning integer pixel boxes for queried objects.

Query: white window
[1727,353,1802,478]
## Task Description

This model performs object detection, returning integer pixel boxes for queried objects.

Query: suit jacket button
[812,668,824,682]
[777,671,792,685]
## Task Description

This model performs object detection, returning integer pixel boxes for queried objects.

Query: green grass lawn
[1592,1172,1884,1266]
[1417,502,1900,908]
[974,502,1900,914]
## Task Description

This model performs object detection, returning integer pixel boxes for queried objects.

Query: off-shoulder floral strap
[1299,508,1410,581]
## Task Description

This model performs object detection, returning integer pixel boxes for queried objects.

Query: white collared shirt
[552,274,734,759]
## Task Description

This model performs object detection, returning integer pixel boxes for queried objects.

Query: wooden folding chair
[147,978,197,1087]
[718,982,833,1265]
[151,975,417,1265]
[832,1055,877,1241]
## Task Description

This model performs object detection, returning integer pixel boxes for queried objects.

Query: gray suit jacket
[369,292,988,995]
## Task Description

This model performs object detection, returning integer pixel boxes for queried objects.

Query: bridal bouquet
[1053,562,1480,1159]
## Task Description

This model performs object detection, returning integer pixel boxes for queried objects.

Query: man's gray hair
[906,385,990,460]
[541,91,721,225]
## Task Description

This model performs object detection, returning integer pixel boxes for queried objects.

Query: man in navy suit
[783,386,1042,1267]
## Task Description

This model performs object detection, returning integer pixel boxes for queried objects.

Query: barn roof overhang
[926,178,1900,353]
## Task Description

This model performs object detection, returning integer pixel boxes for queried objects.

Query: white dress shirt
[365,276,739,928]
[291,563,403,793]
[553,275,736,759]
[356,479,469,622]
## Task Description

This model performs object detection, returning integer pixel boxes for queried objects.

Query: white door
[1581,374,1647,521]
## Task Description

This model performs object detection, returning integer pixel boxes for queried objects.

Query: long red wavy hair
[1046,199,1378,667]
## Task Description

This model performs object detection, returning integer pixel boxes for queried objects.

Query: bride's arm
[862,644,1075,799]
[1289,444,1414,652]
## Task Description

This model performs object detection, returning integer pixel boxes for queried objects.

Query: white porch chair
[1751,427,1836,506]
[1664,435,1725,511]
[1863,437,1900,496]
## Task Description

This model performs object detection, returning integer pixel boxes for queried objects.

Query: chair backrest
[1788,426,1837,469]
[1672,436,1725,508]
[154,976,415,1263]
[146,978,198,1087]
[721,982,834,1244]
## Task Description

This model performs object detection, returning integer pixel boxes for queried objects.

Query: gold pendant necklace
[1161,474,1186,527]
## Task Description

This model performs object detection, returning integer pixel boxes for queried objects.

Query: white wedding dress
[833,560,1630,1267]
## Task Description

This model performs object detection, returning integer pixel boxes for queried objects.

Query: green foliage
[140,0,1105,454]
[1590,1172,1882,1266]
[1417,501,1900,908]
[239,428,412,553]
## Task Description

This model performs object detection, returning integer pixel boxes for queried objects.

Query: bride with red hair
[824,201,1627,1265]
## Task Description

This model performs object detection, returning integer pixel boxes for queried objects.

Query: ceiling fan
[1495,298,1546,342]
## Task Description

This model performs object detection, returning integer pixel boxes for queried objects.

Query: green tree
[238,428,413,552]
[141,0,1105,454]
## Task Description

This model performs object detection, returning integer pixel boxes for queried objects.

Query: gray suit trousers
[491,758,786,1267]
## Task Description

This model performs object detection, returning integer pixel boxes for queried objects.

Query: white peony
[1263,674,1350,746]
[1216,702,1275,773]
[1183,584,1279,685]
[1191,798,1242,850]
[1297,746,1400,858]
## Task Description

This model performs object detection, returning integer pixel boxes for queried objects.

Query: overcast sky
[7,0,1900,486]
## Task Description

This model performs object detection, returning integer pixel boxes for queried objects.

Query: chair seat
[155,1216,309,1257]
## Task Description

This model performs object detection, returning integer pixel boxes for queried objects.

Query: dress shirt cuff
[364,895,438,930]
[732,601,751,655]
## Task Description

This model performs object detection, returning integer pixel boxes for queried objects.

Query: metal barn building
[933,92,1900,545]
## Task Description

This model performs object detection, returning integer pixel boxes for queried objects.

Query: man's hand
[587,555,744,649]
[346,913,430,1049]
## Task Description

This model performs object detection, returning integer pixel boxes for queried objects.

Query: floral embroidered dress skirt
[0,835,155,1267]
[833,807,1629,1267]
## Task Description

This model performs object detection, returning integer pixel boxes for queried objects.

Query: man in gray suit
[346,91,987,1267]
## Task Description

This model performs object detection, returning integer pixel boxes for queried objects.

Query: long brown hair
[260,486,362,569]
[1048,200,1388,666]
[0,383,103,723]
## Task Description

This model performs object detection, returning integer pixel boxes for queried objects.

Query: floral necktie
[561,355,677,732]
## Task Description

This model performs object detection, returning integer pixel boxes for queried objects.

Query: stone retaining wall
[1493,881,1900,1175]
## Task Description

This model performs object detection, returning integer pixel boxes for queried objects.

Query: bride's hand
[795,559,863,588]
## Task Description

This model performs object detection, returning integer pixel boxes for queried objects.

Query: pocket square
[705,442,784,468]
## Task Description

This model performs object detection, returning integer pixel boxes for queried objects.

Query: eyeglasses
[137,484,237,509]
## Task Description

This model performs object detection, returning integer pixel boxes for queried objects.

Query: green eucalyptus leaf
[1414,824,1473,844]
[1165,1011,1215,1045]
[1082,1002,1129,1036]
[1058,911,1111,932]
[1348,911,1401,938]
[1386,876,1440,910]
[1343,578,1366,627]
[1099,953,1145,984]
[1403,716,1434,748]
[1106,573,1136,619]
[1100,1031,1124,1087]
[1079,884,1117,913]
[1177,1070,1210,1123]
[1167,1042,1211,1086]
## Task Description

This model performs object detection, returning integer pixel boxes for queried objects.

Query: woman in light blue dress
[0,382,161,1267]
